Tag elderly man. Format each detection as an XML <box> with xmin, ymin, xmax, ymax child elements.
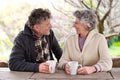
<box><xmin>9</xmin><ymin>8</ymin><xmax>62</xmax><ymax>73</ymax></box>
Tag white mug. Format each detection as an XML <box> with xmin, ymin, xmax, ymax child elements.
<box><xmin>46</xmin><ymin>60</ymin><xmax>57</xmax><ymax>73</ymax></box>
<box><xmin>68</xmin><ymin>61</ymin><xmax>79</xmax><ymax>75</ymax></box>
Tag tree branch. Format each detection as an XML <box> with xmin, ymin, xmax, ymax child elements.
<box><xmin>95</xmin><ymin>11</ymin><xmax>101</xmax><ymax>22</ymax></box>
<box><xmin>96</xmin><ymin>0</ymin><xmax>102</xmax><ymax>11</ymax></box>
<box><xmin>81</xmin><ymin>0</ymin><xmax>91</xmax><ymax>9</ymax></box>
<box><xmin>51</xmin><ymin>3</ymin><xmax>70</xmax><ymax>17</ymax></box>
<box><xmin>78</xmin><ymin>0</ymin><xmax>85</xmax><ymax>8</ymax></box>
<box><xmin>111</xmin><ymin>23</ymin><xmax>120</xmax><ymax>28</ymax></box>
<box><xmin>111</xmin><ymin>0</ymin><xmax>119</xmax><ymax>8</ymax></box>
<box><xmin>101</xmin><ymin>9</ymin><xmax>111</xmax><ymax>22</ymax></box>
<box><xmin>105</xmin><ymin>33</ymin><xmax>120</xmax><ymax>39</ymax></box>
<box><xmin>101</xmin><ymin>0</ymin><xmax>113</xmax><ymax>22</ymax></box>
<box><xmin>64</xmin><ymin>0</ymin><xmax>81</xmax><ymax>8</ymax></box>
<box><xmin>89</xmin><ymin>0</ymin><xmax>93</xmax><ymax>8</ymax></box>
<box><xmin>101</xmin><ymin>0</ymin><xmax>107</xmax><ymax>8</ymax></box>
<box><xmin>110</xmin><ymin>15</ymin><xmax>120</xmax><ymax>21</ymax></box>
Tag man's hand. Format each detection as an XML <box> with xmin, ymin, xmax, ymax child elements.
<box><xmin>39</xmin><ymin>62</ymin><xmax>49</xmax><ymax>73</ymax></box>
<box><xmin>77</xmin><ymin>66</ymin><xmax>96</xmax><ymax>75</ymax></box>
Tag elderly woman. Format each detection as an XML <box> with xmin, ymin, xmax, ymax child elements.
<box><xmin>58</xmin><ymin>9</ymin><xmax>112</xmax><ymax>75</ymax></box>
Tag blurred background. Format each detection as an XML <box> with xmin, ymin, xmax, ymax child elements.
<box><xmin>0</xmin><ymin>0</ymin><xmax>120</xmax><ymax>62</ymax></box>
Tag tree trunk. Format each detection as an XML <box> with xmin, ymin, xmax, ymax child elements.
<box><xmin>98</xmin><ymin>22</ymin><xmax>104</xmax><ymax>34</ymax></box>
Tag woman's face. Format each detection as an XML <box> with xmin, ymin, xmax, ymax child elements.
<box><xmin>73</xmin><ymin>18</ymin><xmax>87</xmax><ymax>34</ymax></box>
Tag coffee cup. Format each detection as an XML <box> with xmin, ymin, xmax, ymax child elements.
<box><xmin>68</xmin><ymin>61</ymin><xmax>79</xmax><ymax>75</ymax></box>
<box><xmin>46</xmin><ymin>60</ymin><xmax>57</xmax><ymax>73</ymax></box>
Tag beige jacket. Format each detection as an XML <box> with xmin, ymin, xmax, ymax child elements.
<box><xmin>58</xmin><ymin>30</ymin><xmax>112</xmax><ymax>71</ymax></box>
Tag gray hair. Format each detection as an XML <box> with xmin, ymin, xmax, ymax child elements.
<box><xmin>73</xmin><ymin>9</ymin><xmax>98</xmax><ymax>31</ymax></box>
<box><xmin>27</xmin><ymin>8</ymin><xmax>51</xmax><ymax>29</ymax></box>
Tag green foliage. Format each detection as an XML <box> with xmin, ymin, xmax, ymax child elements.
<box><xmin>0</xmin><ymin>0</ymin><xmax>120</xmax><ymax>61</ymax></box>
<box><xmin>0</xmin><ymin>3</ymin><xmax>33</xmax><ymax>42</ymax></box>
<box><xmin>0</xmin><ymin>30</ymin><xmax>12</xmax><ymax>53</ymax></box>
<box><xmin>113</xmin><ymin>42</ymin><xmax>120</xmax><ymax>46</ymax></box>
<box><xmin>60</xmin><ymin>42</ymin><xmax>65</xmax><ymax>49</ymax></box>
<box><xmin>0</xmin><ymin>32</ymin><xmax>12</xmax><ymax>61</ymax></box>
<box><xmin>109</xmin><ymin>46</ymin><xmax>120</xmax><ymax>56</ymax></box>
<box><xmin>83</xmin><ymin>0</ymin><xmax>97</xmax><ymax>9</ymax></box>
<box><xmin>108</xmin><ymin>36</ymin><xmax>120</xmax><ymax>47</ymax></box>
<box><xmin>0</xmin><ymin>2</ymin><xmax>33</xmax><ymax>60</ymax></box>
<box><xmin>108</xmin><ymin>36</ymin><xmax>120</xmax><ymax>56</ymax></box>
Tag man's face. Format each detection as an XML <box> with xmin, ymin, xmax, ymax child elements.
<box><xmin>37</xmin><ymin>18</ymin><xmax>52</xmax><ymax>36</ymax></box>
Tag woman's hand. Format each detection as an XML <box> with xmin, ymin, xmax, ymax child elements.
<box><xmin>64</xmin><ymin>63</ymin><xmax>70</xmax><ymax>74</ymax></box>
<box><xmin>77</xmin><ymin>66</ymin><xmax>96</xmax><ymax>75</ymax></box>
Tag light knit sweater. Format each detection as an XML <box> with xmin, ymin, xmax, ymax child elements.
<box><xmin>58</xmin><ymin>30</ymin><xmax>112</xmax><ymax>71</ymax></box>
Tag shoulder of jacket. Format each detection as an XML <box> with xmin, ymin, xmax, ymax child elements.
<box><xmin>15</xmin><ymin>31</ymin><xmax>31</xmax><ymax>42</ymax></box>
<box><xmin>15</xmin><ymin>31</ymin><xmax>24</xmax><ymax>39</ymax></box>
<box><xmin>94</xmin><ymin>32</ymin><xmax>105</xmax><ymax>40</ymax></box>
<box><xmin>65</xmin><ymin>33</ymin><xmax>77</xmax><ymax>42</ymax></box>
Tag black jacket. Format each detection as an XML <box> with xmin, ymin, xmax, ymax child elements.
<box><xmin>9</xmin><ymin>24</ymin><xmax>62</xmax><ymax>72</ymax></box>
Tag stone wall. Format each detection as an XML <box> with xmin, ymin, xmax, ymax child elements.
<box><xmin>0</xmin><ymin>62</ymin><xmax>8</xmax><ymax>67</ymax></box>
<box><xmin>112</xmin><ymin>57</ymin><xmax>120</xmax><ymax>67</ymax></box>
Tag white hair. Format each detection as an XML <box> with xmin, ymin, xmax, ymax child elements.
<box><xmin>74</xmin><ymin>9</ymin><xmax>98</xmax><ymax>31</ymax></box>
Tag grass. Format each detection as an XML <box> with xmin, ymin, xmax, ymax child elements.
<box><xmin>109</xmin><ymin>46</ymin><xmax>120</xmax><ymax>57</ymax></box>
<box><xmin>0</xmin><ymin>50</ymin><xmax>10</xmax><ymax>61</ymax></box>
<box><xmin>0</xmin><ymin>56</ymin><xmax>9</xmax><ymax>61</ymax></box>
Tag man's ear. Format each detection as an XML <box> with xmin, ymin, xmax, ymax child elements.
<box><xmin>33</xmin><ymin>25</ymin><xmax>39</xmax><ymax>32</ymax></box>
